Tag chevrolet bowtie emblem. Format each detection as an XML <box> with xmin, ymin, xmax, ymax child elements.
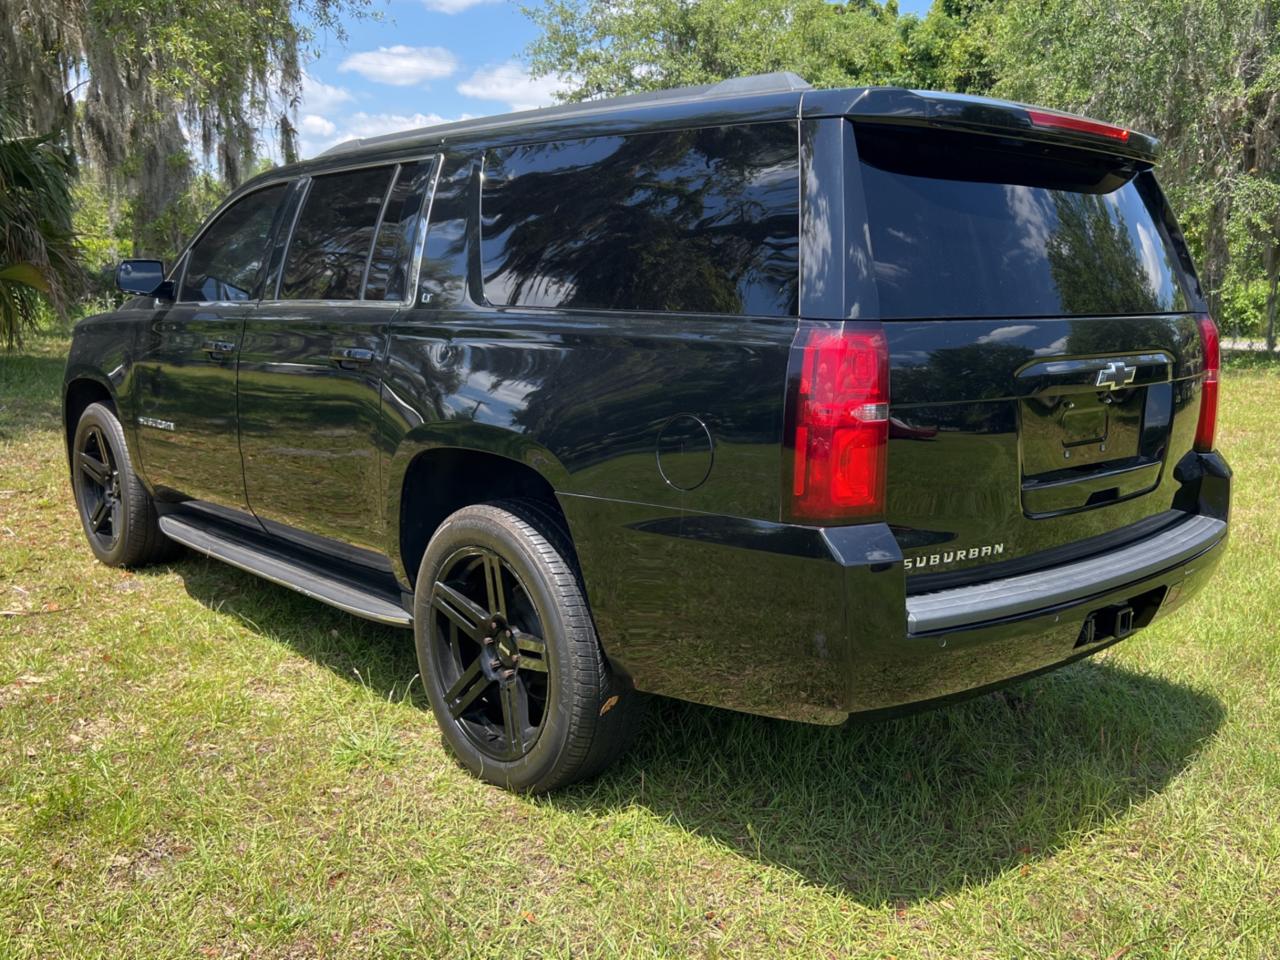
<box><xmin>1095</xmin><ymin>360</ymin><xmax>1137</xmax><ymax>391</ymax></box>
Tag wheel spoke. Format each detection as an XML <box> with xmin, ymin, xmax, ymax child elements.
<box><xmin>89</xmin><ymin>427</ymin><xmax>111</xmax><ymax>464</ymax></box>
<box><xmin>78</xmin><ymin>451</ymin><xmax>110</xmax><ymax>486</ymax></box>
<box><xmin>431</xmin><ymin>581</ymin><xmax>489</xmax><ymax>640</ymax></box>
<box><xmin>109</xmin><ymin>498</ymin><xmax>121</xmax><ymax>537</ymax></box>
<box><xmin>444</xmin><ymin>658</ymin><xmax>490</xmax><ymax>719</ymax></box>
<box><xmin>514</xmin><ymin>629</ymin><xmax>548</xmax><ymax>673</ymax></box>
<box><xmin>88</xmin><ymin>497</ymin><xmax>111</xmax><ymax>532</ymax></box>
<box><xmin>498</xmin><ymin>678</ymin><xmax>530</xmax><ymax>754</ymax></box>
<box><xmin>482</xmin><ymin>551</ymin><xmax>506</xmax><ymax>619</ymax></box>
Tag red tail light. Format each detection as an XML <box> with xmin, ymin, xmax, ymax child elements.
<box><xmin>1027</xmin><ymin>108</ymin><xmax>1131</xmax><ymax>143</ymax></box>
<box><xmin>787</xmin><ymin>326</ymin><xmax>889</xmax><ymax>524</ymax></box>
<box><xmin>1194</xmin><ymin>314</ymin><xmax>1220</xmax><ymax>453</ymax></box>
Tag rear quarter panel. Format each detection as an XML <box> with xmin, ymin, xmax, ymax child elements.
<box><xmin>382</xmin><ymin>307</ymin><xmax>796</xmax><ymax>687</ymax></box>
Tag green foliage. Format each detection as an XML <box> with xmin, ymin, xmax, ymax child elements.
<box><xmin>0</xmin><ymin>89</ymin><xmax>85</xmax><ymax>347</ymax></box>
<box><xmin>524</xmin><ymin>0</ymin><xmax>912</xmax><ymax>100</ymax></box>
<box><xmin>72</xmin><ymin>169</ymin><xmax>228</xmax><ymax>301</ymax></box>
<box><xmin>985</xmin><ymin>0</ymin><xmax>1280</xmax><ymax>344</ymax></box>
<box><xmin>0</xmin><ymin>0</ymin><xmax>366</xmax><ymax>260</ymax></box>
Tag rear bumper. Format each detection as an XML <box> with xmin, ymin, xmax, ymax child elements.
<box><xmin>563</xmin><ymin>452</ymin><xmax>1231</xmax><ymax>725</ymax></box>
<box><xmin>850</xmin><ymin>512</ymin><xmax>1227</xmax><ymax>718</ymax></box>
<box><xmin>905</xmin><ymin>513</ymin><xmax>1226</xmax><ymax>636</ymax></box>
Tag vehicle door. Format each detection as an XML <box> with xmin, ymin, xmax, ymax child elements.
<box><xmin>236</xmin><ymin>158</ymin><xmax>438</xmax><ymax>556</ymax></box>
<box><xmin>133</xmin><ymin>183</ymin><xmax>290</xmax><ymax>510</ymax></box>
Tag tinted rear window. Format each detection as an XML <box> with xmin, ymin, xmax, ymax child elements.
<box><xmin>854</xmin><ymin>123</ymin><xmax>1189</xmax><ymax>319</ymax></box>
<box><xmin>480</xmin><ymin>123</ymin><xmax>799</xmax><ymax>316</ymax></box>
<box><xmin>281</xmin><ymin>166</ymin><xmax>395</xmax><ymax>301</ymax></box>
<box><xmin>364</xmin><ymin>160</ymin><xmax>435</xmax><ymax>302</ymax></box>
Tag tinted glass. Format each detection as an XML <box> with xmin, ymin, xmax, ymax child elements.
<box><xmin>854</xmin><ymin>123</ymin><xmax>1189</xmax><ymax>319</ymax></box>
<box><xmin>180</xmin><ymin>185</ymin><xmax>286</xmax><ymax>302</ymax></box>
<box><xmin>364</xmin><ymin>160</ymin><xmax>435</xmax><ymax>302</ymax></box>
<box><xmin>418</xmin><ymin>157</ymin><xmax>471</xmax><ymax>307</ymax></box>
<box><xmin>481</xmin><ymin>123</ymin><xmax>799</xmax><ymax>315</ymax></box>
<box><xmin>281</xmin><ymin>166</ymin><xmax>395</xmax><ymax>300</ymax></box>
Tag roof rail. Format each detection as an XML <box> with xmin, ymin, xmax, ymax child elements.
<box><xmin>316</xmin><ymin>71</ymin><xmax>812</xmax><ymax>158</ymax></box>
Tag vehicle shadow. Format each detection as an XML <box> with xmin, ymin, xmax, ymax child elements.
<box><xmin>556</xmin><ymin>662</ymin><xmax>1223</xmax><ymax>905</ymax></box>
<box><xmin>167</xmin><ymin>554</ymin><xmax>1223</xmax><ymax>907</ymax></box>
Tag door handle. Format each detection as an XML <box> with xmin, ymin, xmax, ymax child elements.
<box><xmin>202</xmin><ymin>339</ymin><xmax>236</xmax><ymax>359</ymax></box>
<box><xmin>330</xmin><ymin>347</ymin><xmax>375</xmax><ymax>369</ymax></box>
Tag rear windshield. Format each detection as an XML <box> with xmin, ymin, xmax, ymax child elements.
<box><xmin>853</xmin><ymin>123</ymin><xmax>1190</xmax><ymax>319</ymax></box>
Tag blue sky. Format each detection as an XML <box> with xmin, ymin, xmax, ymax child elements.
<box><xmin>292</xmin><ymin>0</ymin><xmax>934</xmax><ymax>159</ymax></box>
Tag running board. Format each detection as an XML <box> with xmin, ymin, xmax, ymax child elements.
<box><xmin>158</xmin><ymin>515</ymin><xmax>413</xmax><ymax>628</ymax></box>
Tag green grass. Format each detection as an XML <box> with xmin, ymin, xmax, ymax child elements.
<box><xmin>2</xmin><ymin>338</ymin><xmax>1278</xmax><ymax>959</ymax></box>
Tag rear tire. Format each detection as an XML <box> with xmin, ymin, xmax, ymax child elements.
<box><xmin>71</xmin><ymin>402</ymin><xmax>176</xmax><ymax>567</ymax></box>
<box><xmin>413</xmin><ymin>499</ymin><xmax>640</xmax><ymax>792</ymax></box>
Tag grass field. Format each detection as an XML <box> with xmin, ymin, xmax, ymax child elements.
<box><xmin>1</xmin><ymin>339</ymin><xmax>1278</xmax><ymax>959</ymax></box>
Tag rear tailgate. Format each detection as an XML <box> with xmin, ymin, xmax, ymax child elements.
<box><xmin>848</xmin><ymin>121</ymin><xmax>1214</xmax><ymax>588</ymax></box>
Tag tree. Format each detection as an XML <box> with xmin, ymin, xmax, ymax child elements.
<box><xmin>0</xmin><ymin>90</ymin><xmax>84</xmax><ymax>347</ymax></box>
<box><xmin>524</xmin><ymin>0</ymin><xmax>915</xmax><ymax>101</ymax></box>
<box><xmin>987</xmin><ymin>0</ymin><xmax>1280</xmax><ymax>344</ymax></box>
<box><xmin>0</xmin><ymin>0</ymin><xmax>368</xmax><ymax>260</ymax></box>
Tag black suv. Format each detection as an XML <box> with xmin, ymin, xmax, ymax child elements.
<box><xmin>64</xmin><ymin>73</ymin><xmax>1230</xmax><ymax>792</ymax></box>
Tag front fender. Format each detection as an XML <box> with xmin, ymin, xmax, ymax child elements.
<box><xmin>63</xmin><ymin>312</ymin><xmax>139</xmax><ymax>472</ymax></box>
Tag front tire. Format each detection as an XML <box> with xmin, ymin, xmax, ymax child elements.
<box><xmin>71</xmin><ymin>402</ymin><xmax>175</xmax><ymax>567</ymax></box>
<box><xmin>413</xmin><ymin>500</ymin><xmax>639</xmax><ymax>792</ymax></box>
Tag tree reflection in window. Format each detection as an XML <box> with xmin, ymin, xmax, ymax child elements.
<box><xmin>282</xmin><ymin>166</ymin><xmax>395</xmax><ymax>301</ymax></box>
<box><xmin>480</xmin><ymin>124</ymin><xmax>799</xmax><ymax>316</ymax></box>
<box><xmin>180</xmin><ymin>184</ymin><xmax>286</xmax><ymax>302</ymax></box>
<box><xmin>856</xmin><ymin>124</ymin><xmax>1189</xmax><ymax>319</ymax></box>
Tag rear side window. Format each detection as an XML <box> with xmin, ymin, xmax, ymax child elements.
<box><xmin>180</xmin><ymin>185</ymin><xmax>286</xmax><ymax>302</ymax></box>
<box><xmin>364</xmin><ymin>159</ymin><xmax>436</xmax><ymax>302</ymax></box>
<box><xmin>853</xmin><ymin>123</ymin><xmax>1190</xmax><ymax>319</ymax></box>
<box><xmin>281</xmin><ymin>166</ymin><xmax>396</xmax><ymax>300</ymax></box>
<box><xmin>480</xmin><ymin>123</ymin><xmax>799</xmax><ymax>316</ymax></box>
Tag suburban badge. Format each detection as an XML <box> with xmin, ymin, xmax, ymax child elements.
<box><xmin>904</xmin><ymin>543</ymin><xmax>1005</xmax><ymax>571</ymax></box>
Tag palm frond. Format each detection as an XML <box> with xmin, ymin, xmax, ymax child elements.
<box><xmin>0</xmin><ymin>84</ymin><xmax>86</xmax><ymax>347</ymax></box>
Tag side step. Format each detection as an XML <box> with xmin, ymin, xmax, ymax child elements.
<box><xmin>158</xmin><ymin>515</ymin><xmax>413</xmax><ymax>628</ymax></box>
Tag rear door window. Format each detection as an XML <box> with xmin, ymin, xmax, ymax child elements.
<box><xmin>853</xmin><ymin>123</ymin><xmax>1190</xmax><ymax>319</ymax></box>
<box><xmin>364</xmin><ymin>159</ymin><xmax>437</xmax><ymax>302</ymax></box>
<box><xmin>280</xmin><ymin>165</ymin><xmax>396</xmax><ymax>301</ymax></box>
<box><xmin>480</xmin><ymin>123</ymin><xmax>800</xmax><ymax>316</ymax></box>
<box><xmin>180</xmin><ymin>184</ymin><xmax>287</xmax><ymax>302</ymax></box>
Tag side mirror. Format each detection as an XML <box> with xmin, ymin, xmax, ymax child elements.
<box><xmin>116</xmin><ymin>259</ymin><xmax>172</xmax><ymax>299</ymax></box>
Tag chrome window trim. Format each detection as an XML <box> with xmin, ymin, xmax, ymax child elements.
<box><xmin>406</xmin><ymin>155</ymin><xmax>445</xmax><ymax>307</ymax></box>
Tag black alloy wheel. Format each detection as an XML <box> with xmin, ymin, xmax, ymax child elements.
<box><xmin>427</xmin><ymin>545</ymin><xmax>551</xmax><ymax>762</ymax></box>
<box><xmin>71</xmin><ymin>401</ymin><xmax>176</xmax><ymax>567</ymax></box>
<box><xmin>74</xmin><ymin>422</ymin><xmax>122</xmax><ymax>553</ymax></box>
<box><xmin>414</xmin><ymin>500</ymin><xmax>641</xmax><ymax>792</ymax></box>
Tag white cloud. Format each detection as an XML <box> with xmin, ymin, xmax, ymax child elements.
<box><xmin>298</xmin><ymin>73</ymin><xmax>355</xmax><ymax>114</ymax></box>
<box><xmin>422</xmin><ymin>0</ymin><xmax>500</xmax><ymax>11</ymax></box>
<box><xmin>298</xmin><ymin>111</ymin><xmax>468</xmax><ymax>159</ymax></box>
<box><xmin>1135</xmin><ymin>221</ymin><xmax>1163</xmax><ymax>293</ymax></box>
<box><xmin>977</xmin><ymin>324</ymin><xmax>1037</xmax><ymax>344</ymax></box>
<box><xmin>298</xmin><ymin>114</ymin><xmax>336</xmax><ymax>138</ymax></box>
<box><xmin>457</xmin><ymin>61</ymin><xmax>564</xmax><ymax>112</ymax></box>
<box><xmin>1034</xmin><ymin>335</ymin><xmax>1071</xmax><ymax>356</ymax></box>
<box><xmin>341</xmin><ymin>111</ymin><xmax>455</xmax><ymax>139</ymax></box>
<box><xmin>340</xmin><ymin>45</ymin><xmax>459</xmax><ymax>86</ymax></box>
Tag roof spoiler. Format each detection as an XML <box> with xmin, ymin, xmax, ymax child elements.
<box><xmin>803</xmin><ymin>87</ymin><xmax>1159</xmax><ymax>163</ymax></box>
